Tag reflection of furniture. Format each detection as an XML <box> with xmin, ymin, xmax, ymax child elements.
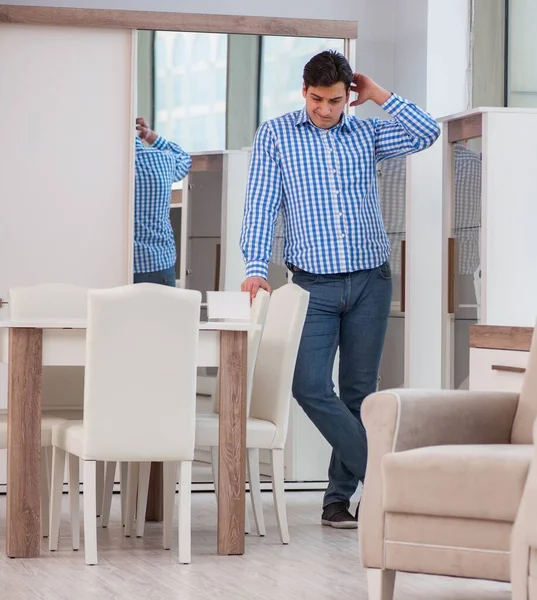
<box><xmin>359</xmin><ymin>321</ymin><xmax>537</xmax><ymax>599</ymax></box>
<box><xmin>48</xmin><ymin>285</ymin><xmax>201</xmax><ymax>565</ymax></box>
<box><xmin>0</xmin><ymin>310</ymin><xmax>257</xmax><ymax>558</ymax></box>
<box><xmin>512</xmin><ymin>420</ymin><xmax>537</xmax><ymax>600</ymax></box>
<box><xmin>440</xmin><ymin>108</ymin><xmax>537</xmax><ymax>389</ymax></box>
<box><xmin>197</xmin><ymin>284</ymin><xmax>309</xmax><ymax>544</ymax></box>
<box><xmin>172</xmin><ymin>151</ymin><xmax>249</xmax><ymax>300</ymax></box>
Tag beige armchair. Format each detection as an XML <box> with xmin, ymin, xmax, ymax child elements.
<box><xmin>512</xmin><ymin>420</ymin><xmax>537</xmax><ymax>600</ymax></box>
<box><xmin>359</xmin><ymin>329</ymin><xmax>537</xmax><ymax>600</ymax></box>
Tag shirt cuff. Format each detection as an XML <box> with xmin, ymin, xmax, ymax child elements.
<box><xmin>151</xmin><ymin>135</ymin><xmax>167</xmax><ymax>150</ymax></box>
<box><xmin>381</xmin><ymin>93</ymin><xmax>407</xmax><ymax>117</ymax></box>
<box><xmin>245</xmin><ymin>260</ymin><xmax>269</xmax><ymax>280</ymax></box>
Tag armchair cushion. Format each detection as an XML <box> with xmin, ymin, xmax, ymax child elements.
<box><xmin>383</xmin><ymin>444</ymin><xmax>533</xmax><ymax>521</ymax></box>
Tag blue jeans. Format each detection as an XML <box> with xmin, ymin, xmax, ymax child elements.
<box><xmin>133</xmin><ymin>265</ymin><xmax>176</xmax><ymax>287</ymax></box>
<box><xmin>291</xmin><ymin>262</ymin><xmax>392</xmax><ymax>508</ymax></box>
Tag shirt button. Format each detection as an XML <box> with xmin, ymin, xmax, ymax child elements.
<box><xmin>340</xmin><ymin>234</ymin><xmax>345</xmax><ymax>238</ymax></box>
<box><xmin>338</xmin><ymin>212</ymin><xmax>343</xmax><ymax>216</ymax></box>
<box><xmin>333</xmin><ymin>169</ymin><xmax>337</xmax><ymax>173</ymax></box>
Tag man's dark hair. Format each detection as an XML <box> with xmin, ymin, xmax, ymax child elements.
<box><xmin>303</xmin><ymin>50</ymin><xmax>353</xmax><ymax>90</ymax></box>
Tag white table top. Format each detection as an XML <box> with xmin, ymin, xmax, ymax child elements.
<box><xmin>0</xmin><ymin>319</ymin><xmax>260</xmax><ymax>332</ymax></box>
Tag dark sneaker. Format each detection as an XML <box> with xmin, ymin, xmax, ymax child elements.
<box><xmin>321</xmin><ymin>501</ymin><xmax>358</xmax><ymax>529</ymax></box>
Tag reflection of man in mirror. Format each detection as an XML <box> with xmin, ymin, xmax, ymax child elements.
<box><xmin>133</xmin><ymin>117</ymin><xmax>192</xmax><ymax>287</ymax></box>
<box><xmin>240</xmin><ymin>50</ymin><xmax>440</xmax><ymax>529</ymax></box>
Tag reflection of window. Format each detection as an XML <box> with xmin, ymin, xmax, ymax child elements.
<box><xmin>259</xmin><ymin>37</ymin><xmax>346</xmax><ymax>122</ymax></box>
<box><xmin>154</xmin><ymin>32</ymin><xmax>227</xmax><ymax>152</ymax></box>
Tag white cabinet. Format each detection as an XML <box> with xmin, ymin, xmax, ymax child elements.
<box><xmin>470</xmin><ymin>348</ymin><xmax>528</xmax><ymax>393</ymax></box>
<box><xmin>469</xmin><ymin>325</ymin><xmax>533</xmax><ymax>394</ymax></box>
<box><xmin>440</xmin><ymin>108</ymin><xmax>537</xmax><ymax>389</ymax></box>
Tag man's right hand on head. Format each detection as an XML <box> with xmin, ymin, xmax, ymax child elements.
<box><xmin>241</xmin><ymin>277</ymin><xmax>272</xmax><ymax>300</ymax></box>
<box><xmin>136</xmin><ymin>116</ymin><xmax>158</xmax><ymax>145</ymax></box>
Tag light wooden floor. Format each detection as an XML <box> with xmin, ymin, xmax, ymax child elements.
<box><xmin>0</xmin><ymin>492</ymin><xmax>511</xmax><ymax>600</ymax></box>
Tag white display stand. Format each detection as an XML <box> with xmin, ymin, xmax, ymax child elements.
<box><xmin>439</xmin><ymin>108</ymin><xmax>537</xmax><ymax>389</ymax></box>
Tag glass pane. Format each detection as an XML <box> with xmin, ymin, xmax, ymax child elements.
<box><xmin>378</xmin><ymin>157</ymin><xmax>406</xmax><ymax>310</ymax></box>
<box><xmin>377</xmin><ymin>157</ymin><xmax>406</xmax><ymax>390</ymax></box>
<box><xmin>259</xmin><ymin>37</ymin><xmax>346</xmax><ymax>122</ymax></box>
<box><xmin>451</xmin><ymin>138</ymin><xmax>482</xmax><ymax>389</ymax></box>
<box><xmin>154</xmin><ymin>32</ymin><xmax>227</xmax><ymax>152</ymax></box>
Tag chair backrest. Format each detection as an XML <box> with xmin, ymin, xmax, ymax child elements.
<box><xmin>212</xmin><ymin>289</ymin><xmax>271</xmax><ymax>415</ymax></box>
<box><xmin>248</xmin><ymin>284</ymin><xmax>309</xmax><ymax>448</ymax></box>
<box><xmin>9</xmin><ymin>283</ymin><xmax>88</xmax><ymax>320</ymax></box>
<box><xmin>82</xmin><ymin>284</ymin><xmax>201</xmax><ymax>461</ymax></box>
<box><xmin>9</xmin><ymin>283</ymin><xmax>88</xmax><ymax>411</ymax></box>
<box><xmin>512</xmin><ymin>325</ymin><xmax>537</xmax><ymax>443</ymax></box>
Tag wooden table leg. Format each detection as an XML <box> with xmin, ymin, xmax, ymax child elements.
<box><xmin>6</xmin><ymin>328</ymin><xmax>43</xmax><ymax>558</ymax></box>
<box><xmin>145</xmin><ymin>462</ymin><xmax>163</xmax><ymax>521</ymax></box>
<box><xmin>217</xmin><ymin>330</ymin><xmax>247</xmax><ymax>555</ymax></box>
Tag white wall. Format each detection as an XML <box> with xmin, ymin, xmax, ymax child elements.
<box><xmin>354</xmin><ymin>0</ymin><xmax>397</xmax><ymax>119</ymax></box>
<box><xmin>404</xmin><ymin>0</ymin><xmax>470</xmax><ymax>389</ymax></box>
<box><xmin>508</xmin><ymin>0</ymin><xmax>537</xmax><ymax>107</ymax></box>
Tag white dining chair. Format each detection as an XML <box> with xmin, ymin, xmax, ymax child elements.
<box><xmin>205</xmin><ymin>289</ymin><xmax>271</xmax><ymax>536</ymax></box>
<box><xmin>8</xmin><ymin>283</ymin><xmax>114</xmax><ymax>523</ymax></box>
<box><xmin>48</xmin><ymin>283</ymin><xmax>201</xmax><ymax>565</ymax></box>
<box><xmin>196</xmin><ymin>283</ymin><xmax>309</xmax><ymax>544</ymax></box>
<box><xmin>7</xmin><ymin>283</ymin><xmax>96</xmax><ymax>533</ymax></box>
<box><xmin>0</xmin><ymin>415</ymin><xmax>66</xmax><ymax>538</ymax></box>
<box><xmin>112</xmin><ymin>289</ymin><xmax>271</xmax><ymax>539</ymax></box>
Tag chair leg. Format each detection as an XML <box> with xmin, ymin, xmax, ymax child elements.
<box><xmin>366</xmin><ymin>569</ymin><xmax>396</xmax><ymax>600</ymax></box>
<box><xmin>271</xmin><ymin>449</ymin><xmax>289</xmax><ymax>544</ymax></box>
<box><xmin>247</xmin><ymin>448</ymin><xmax>265</xmax><ymax>537</ymax></box>
<box><xmin>136</xmin><ymin>462</ymin><xmax>151</xmax><ymax>538</ymax></box>
<box><xmin>95</xmin><ymin>460</ymin><xmax>105</xmax><ymax>519</ymax></box>
<box><xmin>163</xmin><ymin>461</ymin><xmax>177</xmax><ymax>550</ymax></box>
<box><xmin>68</xmin><ymin>453</ymin><xmax>80</xmax><ymax>551</ymax></box>
<box><xmin>40</xmin><ymin>448</ymin><xmax>52</xmax><ymax>538</ymax></box>
<box><xmin>177</xmin><ymin>461</ymin><xmax>192</xmax><ymax>564</ymax></box>
<box><xmin>210</xmin><ymin>446</ymin><xmax>219</xmax><ymax>495</ymax></box>
<box><xmin>101</xmin><ymin>461</ymin><xmax>116</xmax><ymax>528</ymax></box>
<box><xmin>83</xmin><ymin>460</ymin><xmax>98</xmax><ymax>566</ymax></box>
<box><xmin>120</xmin><ymin>462</ymin><xmax>128</xmax><ymax>527</ymax></box>
<box><xmin>124</xmin><ymin>462</ymin><xmax>139</xmax><ymax>537</ymax></box>
<box><xmin>49</xmin><ymin>447</ymin><xmax>66</xmax><ymax>551</ymax></box>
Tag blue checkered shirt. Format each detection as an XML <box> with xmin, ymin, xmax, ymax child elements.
<box><xmin>134</xmin><ymin>136</ymin><xmax>192</xmax><ymax>274</ymax></box>
<box><xmin>240</xmin><ymin>93</ymin><xmax>440</xmax><ymax>278</ymax></box>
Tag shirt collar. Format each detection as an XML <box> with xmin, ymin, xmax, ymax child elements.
<box><xmin>295</xmin><ymin>107</ymin><xmax>350</xmax><ymax>132</ymax></box>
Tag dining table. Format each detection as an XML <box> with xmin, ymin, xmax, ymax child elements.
<box><xmin>0</xmin><ymin>317</ymin><xmax>259</xmax><ymax>559</ymax></box>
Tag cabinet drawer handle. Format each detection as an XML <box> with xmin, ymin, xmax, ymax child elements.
<box><xmin>491</xmin><ymin>364</ymin><xmax>526</xmax><ymax>374</ymax></box>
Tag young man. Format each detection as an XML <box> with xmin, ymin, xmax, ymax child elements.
<box><xmin>240</xmin><ymin>51</ymin><xmax>440</xmax><ymax>528</ymax></box>
<box><xmin>133</xmin><ymin>117</ymin><xmax>192</xmax><ymax>286</ymax></box>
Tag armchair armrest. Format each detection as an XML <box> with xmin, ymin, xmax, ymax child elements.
<box><xmin>359</xmin><ymin>388</ymin><xmax>520</xmax><ymax>570</ymax></box>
